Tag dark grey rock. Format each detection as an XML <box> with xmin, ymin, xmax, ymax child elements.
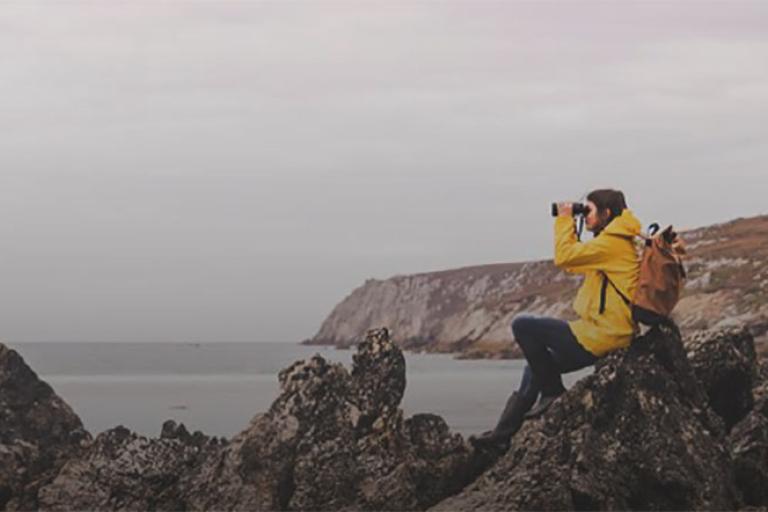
<box><xmin>38</xmin><ymin>425</ymin><xmax>219</xmax><ymax>512</ymax></box>
<box><xmin>430</xmin><ymin>324</ymin><xmax>741</xmax><ymax>511</ymax></box>
<box><xmin>350</xmin><ymin>327</ymin><xmax>406</xmax><ymax>435</ymax></box>
<box><xmin>685</xmin><ymin>325</ymin><xmax>757</xmax><ymax>430</ymax></box>
<box><xmin>729</xmin><ymin>404</ymin><xmax>768</xmax><ymax>507</ymax></box>
<box><xmin>9</xmin><ymin>322</ymin><xmax>766</xmax><ymax>511</ymax></box>
<box><xmin>0</xmin><ymin>343</ymin><xmax>90</xmax><ymax>511</ymax></box>
<box><xmin>35</xmin><ymin>328</ymin><xmax>490</xmax><ymax>511</ymax></box>
<box><xmin>160</xmin><ymin>419</ymin><xmax>224</xmax><ymax>448</ymax></box>
<box><xmin>182</xmin><ymin>327</ymin><xmax>489</xmax><ymax>511</ymax></box>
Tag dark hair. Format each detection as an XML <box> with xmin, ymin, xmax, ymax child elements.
<box><xmin>586</xmin><ymin>188</ymin><xmax>627</xmax><ymax>234</ymax></box>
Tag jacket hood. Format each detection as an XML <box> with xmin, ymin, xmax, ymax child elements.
<box><xmin>601</xmin><ymin>208</ymin><xmax>642</xmax><ymax>238</ymax></box>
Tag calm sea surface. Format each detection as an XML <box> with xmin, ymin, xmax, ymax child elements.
<box><xmin>8</xmin><ymin>342</ymin><xmax>593</xmax><ymax>438</ymax></box>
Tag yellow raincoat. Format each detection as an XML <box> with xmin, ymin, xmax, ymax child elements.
<box><xmin>554</xmin><ymin>209</ymin><xmax>642</xmax><ymax>357</ymax></box>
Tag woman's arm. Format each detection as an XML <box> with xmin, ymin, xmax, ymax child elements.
<box><xmin>554</xmin><ymin>216</ymin><xmax>615</xmax><ymax>272</ymax></box>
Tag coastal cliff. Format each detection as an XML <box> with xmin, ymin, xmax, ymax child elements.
<box><xmin>306</xmin><ymin>260</ymin><xmax>581</xmax><ymax>357</ymax></box>
<box><xmin>306</xmin><ymin>214</ymin><xmax>768</xmax><ymax>358</ymax></box>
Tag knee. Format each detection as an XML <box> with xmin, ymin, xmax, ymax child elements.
<box><xmin>512</xmin><ymin>313</ymin><xmax>536</xmax><ymax>336</ymax></box>
<box><xmin>511</xmin><ymin>314</ymin><xmax>538</xmax><ymax>343</ymax></box>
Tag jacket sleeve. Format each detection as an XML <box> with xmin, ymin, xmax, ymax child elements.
<box><xmin>554</xmin><ymin>216</ymin><xmax>615</xmax><ymax>273</ymax></box>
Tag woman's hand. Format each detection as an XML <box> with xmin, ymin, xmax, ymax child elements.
<box><xmin>557</xmin><ymin>202</ymin><xmax>573</xmax><ymax>217</ymax></box>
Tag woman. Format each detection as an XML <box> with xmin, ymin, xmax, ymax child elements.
<box><xmin>470</xmin><ymin>188</ymin><xmax>641</xmax><ymax>450</ymax></box>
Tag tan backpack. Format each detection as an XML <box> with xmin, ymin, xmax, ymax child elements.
<box><xmin>599</xmin><ymin>223</ymin><xmax>687</xmax><ymax>329</ymax></box>
<box><xmin>632</xmin><ymin>223</ymin><xmax>687</xmax><ymax>326</ymax></box>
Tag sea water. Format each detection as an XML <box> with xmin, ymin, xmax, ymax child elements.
<box><xmin>8</xmin><ymin>342</ymin><xmax>593</xmax><ymax>438</ymax></box>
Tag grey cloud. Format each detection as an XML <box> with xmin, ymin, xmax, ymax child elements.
<box><xmin>0</xmin><ymin>2</ymin><xmax>766</xmax><ymax>342</ymax></box>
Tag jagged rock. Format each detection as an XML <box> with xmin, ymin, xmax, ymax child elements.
<box><xmin>729</xmin><ymin>401</ymin><xmax>768</xmax><ymax>508</ymax></box>
<box><xmin>38</xmin><ymin>425</ymin><xmax>220</xmax><ymax>511</ymax></box>
<box><xmin>725</xmin><ymin>356</ymin><xmax>768</xmax><ymax>509</ymax></box>
<box><xmin>181</xmin><ymin>352</ymin><xmax>359</xmax><ymax>511</ymax></box>
<box><xmin>12</xmin><ymin>321</ymin><xmax>768</xmax><ymax>511</ymax></box>
<box><xmin>182</xmin><ymin>327</ymin><xmax>488</xmax><ymax>511</ymax></box>
<box><xmin>0</xmin><ymin>343</ymin><xmax>91</xmax><ymax>511</ymax></box>
<box><xmin>35</xmin><ymin>328</ymin><xmax>489</xmax><ymax>511</ymax></box>
<box><xmin>403</xmin><ymin>413</ymin><xmax>497</xmax><ymax>507</ymax></box>
<box><xmin>350</xmin><ymin>327</ymin><xmax>406</xmax><ymax>434</ymax></box>
<box><xmin>160</xmin><ymin>419</ymin><xmax>191</xmax><ymax>440</ymax></box>
<box><xmin>754</xmin><ymin>361</ymin><xmax>768</xmax><ymax>404</ymax></box>
<box><xmin>430</xmin><ymin>324</ymin><xmax>741</xmax><ymax>511</ymax></box>
<box><xmin>685</xmin><ymin>325</ymin><xmax>757</xmax><ymax>430</ymax></box>
<box><xmin>160</xmin><ymin>419</ymin><xmax>225</xmax><ymax>448</ymax></box>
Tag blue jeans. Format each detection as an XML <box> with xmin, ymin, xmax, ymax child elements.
<box><xmin>511</xmin><ymin>314</ymin><xmax>598</xmax><ymax>410</ymax></box>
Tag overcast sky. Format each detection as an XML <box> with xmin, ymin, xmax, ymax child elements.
<box><xmin>0</xmin><ymin>1</ymin><xmax>766</xmax><ymax>343</ymax></box>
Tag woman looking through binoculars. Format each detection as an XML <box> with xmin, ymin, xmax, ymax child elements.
<box><xmin>470</xmin><ymin>188</ymin><xmax>642</xmax><ymax>450</ymax></box>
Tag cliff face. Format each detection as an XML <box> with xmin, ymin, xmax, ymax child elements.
<box><xmin>307</xmin><ymin>214</ymin><xmax>768</xmax><ymax>357</ymax></box>
<box><xmin>308</xmin><ymin>261</ymin><xmax>581</xmax><ymax>357</ymax></box>
<box><xmin>675</xmin><ymin>215</ymin><xmax>768</xmax><ymax>334</ymax></box>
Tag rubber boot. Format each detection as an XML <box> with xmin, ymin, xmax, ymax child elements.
<box><xmin>524</xmin><ymin>383</ymin><xmax>566</xmax><ymax>419</ymax></box>
<box><xmin>470</xmin><ymin>391</ymin><xmax>527</xmax><ymax>450</ymax></box>
<box><xmin>521</xmin><ymin>357</ymin><xmax>567</xmax><ymax>419</ymax></box>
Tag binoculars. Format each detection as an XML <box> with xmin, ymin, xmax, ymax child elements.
<box><xmin>551</xmin><ymin>202</ymin><xmax>592</xmax><ymax>217</ymax></box>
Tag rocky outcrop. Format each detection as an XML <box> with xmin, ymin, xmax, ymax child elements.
<box><xmin>7</xmin><ymin>321</ymin><xmax>768</xmax><ymax>510</ymax></box>
<box><xmin>181</xmin><ymin>327</ymin><xmax>492</xmax><ymax>511</ymax></box>
<box><xmin>681</xmin><ymin>324</ymin><xmax>768</xmax><ymax>508</ymax></box>
<box><xmin>33</xmin><ymin>329</ymin><xmax>493</xmax><ymax>511</ymax></box>
<box><xmin>0</xmin><ymin>344</ymin><xmax>90</xmax><ymax>511</ymax></box>
<box><xmin>37</xmin><ymin>425</ymin><xmax>223</xmax><ymax>512</ymax></box>
<box><xmin>307</xmin><ymin>214</ymin><xmax>768</xmax><ymax>358</ymax></box>
<box><xmin>431</xmin><ymin>324</ymin><xmax>741</xmax><ymax>511</ymax></box>
<box><xmin>728</xmin><ymin>398</ymin><xmax>768</xmax><ymax>507</ymax></box>
<box><xmin>685</xmin><ymin>326</ymin><xmax>757</xmax><ymax>430</ymax></box>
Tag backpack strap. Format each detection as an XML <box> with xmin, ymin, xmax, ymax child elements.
<box><xmin>599</xmin><ymin>271</ymin><xmax>631</xmax><ymax>314</ymax></box>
